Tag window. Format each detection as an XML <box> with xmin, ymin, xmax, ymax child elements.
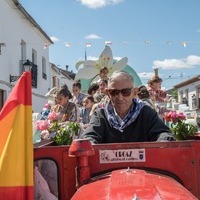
<box><xmin>197</xmin><ymin>87</ymin><xmax>200</xmax><ymax>109</ymax></box>
<box><xmin>20</xmin><ymin>40</ymin><xmax>27</xmax><ymax>74</ymax></box>
<box><xmin>21</xmin><ymin>40</ymin><xmax>26</xmax><ymax>61</ymax></box>
<box><xmin>52</xmin><ymin>76</ymin><xmax>60</xmax><ymax>88</ymax></box>
<box><xmin>185</xmin><ymin>89</ymin><xmax>189</xmax><ymax>106</ymax></box>
<box><xmin>179</xmin><ymin>91</ymin><xmax>183</xmax><ymax>103</ymax></box>
<box><xmin>32</xmin><ymin>49</ymin><xmax>37</xmax><ymax>65</ymax></box>
<box><xmin>42</xmin><ymin>57</ymin><xmax>47</xmax><ymax>80</ymax></box>
<box><xmin>52</xmin><ymin>76</ymin><xmax>57</xmax><ymax>87</ymax></box>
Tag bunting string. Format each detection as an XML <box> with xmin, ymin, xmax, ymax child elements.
<box><xmin>1</xmin><ymin>40</ymin><xmax>200</xmax><ymax>49</ymax></box>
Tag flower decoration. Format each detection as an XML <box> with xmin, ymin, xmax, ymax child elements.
<box><xmin>35</xmin><ymin>110</ymin><xmax>80</xmax><ymax>145</ymax></box>
<box><xmin>164</xmin><ymin>111</ymin><xmax>186</xmax><ymax>123</ymax></box>
<box><xmin>75</xmin><ymin>45</ymin><xmax>128</xmax><ymax>83</ymax></box>
<box><xmin>48</xmin><ymin>111</ymin><xmax>60</xmax><ymax>122</ymax></box>
<box><xmin>164</xmin><ymin>111</ymin><xmax>198</xmax><ymax>140</ymax></box>
<box><xmin>40</xmin><ymin>130</ymin><xmax>50</xmax><ymax>140</ymax></box>
<box><xmin>36</xmin><ymin>120</ymin><xmax>49</xmax><ymax>131</ymax></box>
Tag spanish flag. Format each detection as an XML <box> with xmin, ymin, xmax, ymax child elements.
<box><xmin>0</xmin><ymin>72</ymin><xmax>33</xmax><ymax>199</ymax></box>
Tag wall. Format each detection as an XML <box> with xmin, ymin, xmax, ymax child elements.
<box><xmin>177</xmin><ymin>80</ymin><xmax>200</xmax><ymax>110</ymax></box>
<box><xmin>0</xmin><ymin>0</ymin><xmax>52</xmax><ymax>112</ymax></box>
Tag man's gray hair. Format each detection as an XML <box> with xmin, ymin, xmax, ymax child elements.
<box><xmin>108</xmin><ymin>71</ymin><xmax>134</xmax><ymax>85</ymax></box>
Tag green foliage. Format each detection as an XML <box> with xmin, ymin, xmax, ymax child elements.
<box><xmin>170</xmin><ymin>120</ymin><xmax>198</xmax><ymax>140</ymax></box>
<box><xmin>52</xmin><ymin>122</ymin><xmax>80</xmax><ymax>145</ymax></box>
<box><xmin>172</xmin><ymin>89</ymin><xmax>178</xmax><ymax>101</ymax></box>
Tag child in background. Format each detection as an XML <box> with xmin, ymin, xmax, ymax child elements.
<box><xmin>71</xmin><ymin>80</ymin><xmax>86</xmax><ymax>107</ymax></box>
<box><xmin>137</xmin><ymin>85</ymin><xmax>155</xmax><ymax>109</ymax></box>
<box><xmin>87</xmin><ymin>83</ymin><xmax>99</xmax><ymax>96</ymax></box>
<box><xmin>93</xmin><ymin>79</ymin><xmax>108</xmax><ymax>103</ymax></box>
<box><xmin>79</xmin><ymin>95</ymin><xmax>95</xmax><ymax>129</ymax></box>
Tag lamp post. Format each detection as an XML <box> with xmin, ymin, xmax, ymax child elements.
<box><xmin>10</xmin><ymin>59</ymin><xmax>32</xmax><ymax>83</ymax></box>
<box><xmin>23</xmin><ymin>59</ymin><xmax>32</xmax><ymax>71</ymax></box>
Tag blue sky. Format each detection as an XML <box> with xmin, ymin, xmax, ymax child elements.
<box><xmin>19</xmin><ymin>0</ymin><xmax>200</xmax><ymax>89</ymax></box>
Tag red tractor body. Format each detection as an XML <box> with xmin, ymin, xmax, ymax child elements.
<box><xmin>34</xmin><ymin>140</ymin><xmax>200</xmax><ymax>199</ymax></box>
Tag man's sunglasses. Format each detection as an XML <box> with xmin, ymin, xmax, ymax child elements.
<box><xmin>107</xmin><ymin>88</ymin><xmax>133</xmax><ymax>97</ymax></box>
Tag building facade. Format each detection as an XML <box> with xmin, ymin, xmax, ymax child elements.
<box><xmin>50</xmin><ymin>63</ymin><xmax>75</xmax><ymax>92</ymax></box>
<box><xmin>0</xmin><ymin>0</ymin><xmax>54</xmax><ymax>112</ymax></box>
<box><xmin>173</xmin><ymin>75</ymin><xmax>200</xmax><ymax>110</ymax></box>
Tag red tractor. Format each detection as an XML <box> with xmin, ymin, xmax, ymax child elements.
<box><xmin>34</xmin><ymin>139</ymin><xmax>200</xmax><ymax>199</ymax></box>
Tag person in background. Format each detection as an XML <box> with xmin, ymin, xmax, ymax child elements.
<box><xmin>88</xmin><ymin>83</ymin><xmax>99</xmax><ymax>96</ymax></box>
<box><xmin>79</xmin><ymin>95</ymin><xmax>95</xmax><ymax>129</ymax></box>
<box><xmin>93</xmin><ymin>79</ymin><xmax>108</xmax><ymax>103</ymax></box>
<box><xmin>192</xmin><ymin>94</ymin><xmax>196</xmax><ymax>110</ymax></box>
<box><xmin>81</xmin><ymin>71</ymin><xmax>175</xmax><ymax>144</ymax></box>
<box><xmin>99</xmin><ymin>67</ymin><xmax>109</xmax><ymax>81</ymax></box>
<box><xmin>147</xmin><ymin>76</ymin><xmax>172</xmax><ymax>120</ymax></box>
<box><xmin>90</xmin><ymin>79</ymin><xmax>109</xmax><ymax>115</ymax></box>
<box><xmin>147</xmin><ymin>76</ymin><xmax>166</xmax><ymax>104</ymax></box>
<box><xmin>51</xmin><ymin>86</ymin><xmax>79</xmax><ymax>122</ymax></box>
<box><xmin>71</xmin><ymin>80</ymin><xmax>86</xmax><ymax>107</ymax></box>
<box><xmin>137</xmin><ymin>85</ymin><xmax>155</xmax><ymax>109</ymax></box>
<box><xmin>40</xmin><ymin>102</ymin><xmax>51</xmax><ymax>120</ymax></box>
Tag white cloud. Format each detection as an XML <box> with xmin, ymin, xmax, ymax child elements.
<box><xmin>77</xmin><ymin>0</ymin><xmax>124</xmax><ymax>9</ymax></box>
<box><xmin>153</xmin><ymin>59</ymin><xmax>191</xmax><ymax>69</ymax></box>
<box><xmin>138</xmin><ymin>72</ymin><xmax>155</xmax><ymax>79</ymax></box>
<box><xmin>87</xmin><ymin>56</ymin><xmax>98</xmax><ymax>60</ymax></box>
<box><xmin>50</xmin><ymin>36</ymin><xmax>60</xmax><ymax>42</ymax></box>
<box><xmin>78</xmin><ymin>56</ymin><xmax>123</xmax><ymax>62</ymax></box>
<box><xmin>186</xmin><ymin>55</ymin><xmax>200</xmax><ymax>65</ymax></box>
<box><xmin>113</xmin><ymin>56</ymin><xmax>122</xmax><ymax>60</ymax></box>
<box><xmin>153</xmin><ymin>55</ymin><xmax>200</xmax><ymax>69</ymax></box>
<box><xmin>85</xmin><ymin>34</ymin><xmax>102</xmax><ymax>39</ymax></box>
<box><xmin>152</xmin><ymin>55</ymin><xmax>200</xmax><ymax>70</ymax></box>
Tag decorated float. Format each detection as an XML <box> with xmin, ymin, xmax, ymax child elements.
<box><xmin>1</xmin><ymin>47</ymin><xmax>200</xmax><ymax>200</ymax></box>
<box><xmin>33</xmin><ymin>46</ymin><xmax>200</xmax><ymax>200</ymax></box>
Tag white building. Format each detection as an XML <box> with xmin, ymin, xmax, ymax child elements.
<box><xmin>50</xmin><ymin>63</ymin><xmax>75</xmax><ymax>92</ymax></box>
<box><xmin>173</xmin><ymin>75</ymin><xmax>200</xmax><ymax>111</ymax></box>
<box><xmin>0</xmin><ymin>0</ymin><xmax>75</xmax><ymax>113</ymax></box>
<box><xmin>0</xmin><ymin>0</ymin><xmax>54</xmax><ymax>112</ymax></box>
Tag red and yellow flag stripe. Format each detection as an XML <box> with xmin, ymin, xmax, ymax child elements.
<box><xmin>0</xmin><ymin>72</ymin><xmax>33</xmax><ymax>200</ymax></box>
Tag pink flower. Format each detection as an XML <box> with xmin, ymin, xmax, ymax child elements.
<box><xmin>36</xmin><ymin>120</ymin><xmax>49</xmax><ymax>131</ymax></box>
<box><xmin>48</xmin><ymin>111</ymin><xmax>60</xmax><ymax>122</ymax></box>
<box><xmin>176</xmin><ymin>112</ymin><xmax>186</xmax><ymax>121</ymax></box>
<box><xmin>44</xmin><ymin>103</ymin><xmax>51</xmax><ymax>109</ymax></box>
<box><xmin>170</xmin><ymin>112</ymin><xmax>178</xmax><ymax>123</ymax></box>
<box><xmin>163</xmin><ymin>111</ymin><xmax>186</xmax><ymax>123</ymax></box>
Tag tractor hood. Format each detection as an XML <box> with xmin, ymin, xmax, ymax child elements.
<box><xmin>71</xmin><ymin>168</ymin><xmax>197</xmax><ymax>200</ymax></box>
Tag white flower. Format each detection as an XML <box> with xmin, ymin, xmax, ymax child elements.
<box><xmin>75</xmin><ymin>45</ymin><xmax>128</xmax><ymax>82</ymax></box>
<box><xmin>40</xmin><ymin>130</ymin><xmax>50</xmax><ymax>140</ymax></box>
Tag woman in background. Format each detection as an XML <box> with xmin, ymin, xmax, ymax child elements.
<box><xmin>51</xmin><ymin>85</ymin><xmax>79</xmax><ymax>122</ymax></box>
